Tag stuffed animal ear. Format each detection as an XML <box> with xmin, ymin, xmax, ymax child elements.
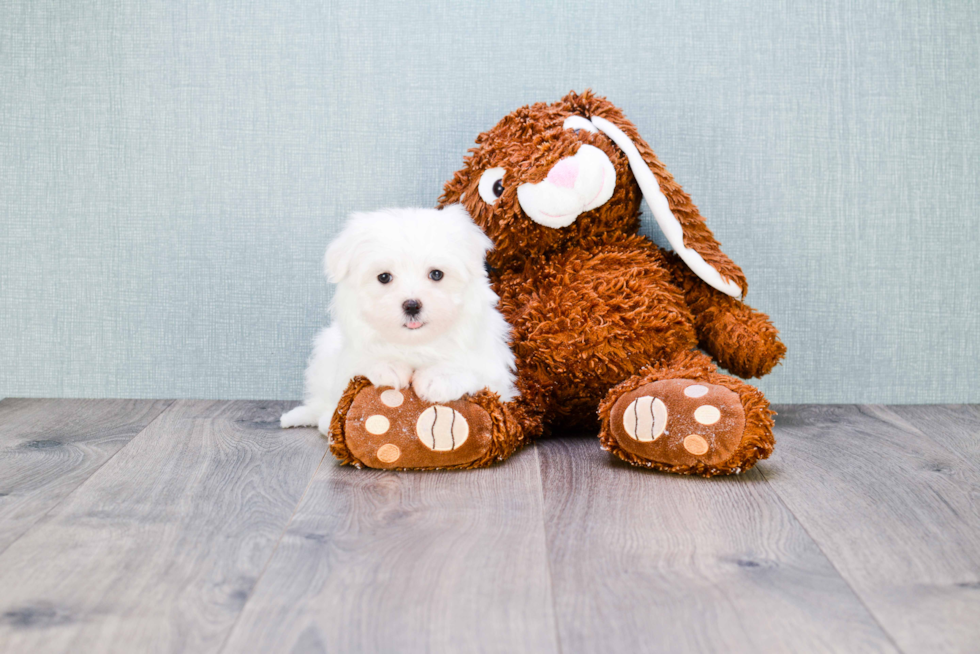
<box><xmin>589</xmin><ymin>114</ymin><xmax>746</xmax><ymax>298</ymax></box>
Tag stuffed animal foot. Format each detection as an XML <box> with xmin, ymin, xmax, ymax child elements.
<box><xmin>600</xmin><ymin>376</ymin><xmax>775</xmax><ymax>477</ymax></box>
<box><xmin>327</xmin><ymin>377</ymin><xmax>524</xmax><ymax>470</ymax></box>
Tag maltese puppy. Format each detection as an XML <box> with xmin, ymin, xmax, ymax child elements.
<box><xmin>281</xmin><ymin>205</ymin><xmax>517</xmax><ymax>435</ymax></box>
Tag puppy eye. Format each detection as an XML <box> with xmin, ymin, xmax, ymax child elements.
<box><xmin>377</xmin><ymin>272</ymin><xmax>392</xmax><ymax>284</ymax></box>
<box><xmin>562</xmin><ymin>115</ymin><xmax>598</xmax><ymax>133</ymax></box>
<box><xmin>428</xmin><ymin>269</ymin><xmax>444</xmax><ymax>281</ymax></box>
<box><xmin>478</xmin><ymin>167</ymin><xmax>506</xmax><ymax>204</ymax></box>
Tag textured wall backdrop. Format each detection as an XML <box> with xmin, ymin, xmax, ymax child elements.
<box><xmin>1</xmin><ymin>0</ymin><xmax>978</xmax><ymax>403</ymax></box>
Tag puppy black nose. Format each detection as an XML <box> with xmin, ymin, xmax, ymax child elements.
<box><xmin>402</xmin><ymin>299</ymin><xmax>422</xmax><ymax>316</ymax></box>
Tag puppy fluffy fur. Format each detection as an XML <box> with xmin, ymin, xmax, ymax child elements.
<box><xmin>281</xmin><ymin>205</ymin><xmax>517</xmax><ymax>434</ymax></box>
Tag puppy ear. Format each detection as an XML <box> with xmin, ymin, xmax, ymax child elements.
<box><xmin>589</xmin><ymin>109</ymin><xmax>747</xmax><ymax>298</ymax></box>
<box><xmin>440</xmin><ymin>203</ymin><xmax>494</xmax><ymax>278</ymax></box>
<box><xmin>324</xmin><ymin>213</ymin><xmax>369</xmax><ymax>283</ymax></box>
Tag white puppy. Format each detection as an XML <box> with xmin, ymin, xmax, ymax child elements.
<box><xmin>281</xmin><ymin>205</ymin><xmax>517</xmax><ymax>434</ymax></box>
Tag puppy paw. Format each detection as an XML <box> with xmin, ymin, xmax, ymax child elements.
<box><xmin>365</xmin><ymin>361</ymin><xmax>412</xmax><ymax>390</ymax></box>
<box><xmin>281</xmin><ymin>405</ymin><xmax>318</xmax><ymax>428</ymax></box>
<box><xmin>413</xmin><ymin>368</ymin><xmax>481</xmax><ymax>403</ymax></box>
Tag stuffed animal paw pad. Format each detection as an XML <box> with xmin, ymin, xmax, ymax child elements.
<box><xmin>610</xmin><ymin>379</ymin><xmax>745</xmax><ymax>467</ymax></box>
<box><xmin>343</xmin><ymin>385</ymin><xmax>494</xmax><ymax>469</ymax></box>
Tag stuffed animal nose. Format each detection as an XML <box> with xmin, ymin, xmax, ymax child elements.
<box><xmin>402</xmin><ymin>299</ymin><xmax>422</xmax><ymax>316</ymax></box>
<box><xmin>546</xmin><ymin>157</ymin><xmax>579</xmax><ymax>189</ymax></box>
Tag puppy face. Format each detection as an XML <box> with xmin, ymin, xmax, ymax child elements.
<box><xmin>351</xmin><ymin>248</ymin><xmax>468</xmax><ymax>344</ymax></box>
<box><xmin>325</xmin><ymin>206</ymin><xmax>492</xmax><ymax>345</ymax></box>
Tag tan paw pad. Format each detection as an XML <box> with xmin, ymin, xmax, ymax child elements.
<box><xmin>683</xmin><ymin>434</ymin><xmax>709</xmax><ymax>455</ymax></box>
<box><xmin>365</xmin><ymin>414</ymin><xmax>390</xmax><ymax>435</ymax></box>
<box><xmin>380</xmin><ymin>389</ymin><xmax>404</xmax><ymax>407</ymax></box>
<box><xmin>376</xmin><ymin>443</ymin><xmax>401</xmax><ymax>463</ymax></box>
<box><xmin>622</xmin><ymin>396</ymin><xmax>668</xmax><ymax>442</ymax></box>
<box><xmin>694</xmin><ymin>405</ymin><xmax>721</xmax><ymax>425</ymax></box>
<box><xmin>684</xmin><ymin>384</ymin><xmax>709</xmax><ymax>398</ymax></box>
<box><xmin>416</xmin><ymin>406</ymin><xmax>469</xmax><ymax>451</ymax></box>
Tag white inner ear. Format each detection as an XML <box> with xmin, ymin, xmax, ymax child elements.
<box><xmin>563</xmin><ymin>115</ymin><xmax>598</xmax><ymax>133</ymax></box>
<box><xmin>589</xmin><ymin>115</ymin><xmax>742</xmax><ymax>298</ymax></box>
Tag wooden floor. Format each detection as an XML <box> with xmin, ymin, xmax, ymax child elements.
<box><xmin>0</xmin><ymin>400</ymin><xmax>977</xmax><ymax>653</ymax></box>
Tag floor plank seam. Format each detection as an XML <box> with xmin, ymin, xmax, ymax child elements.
<box><xmin>868</xmin><ymin>405</ymin><xmax>980</xmax><ymax>476</ymax></box>
<box><xmin>532</xmin><ymin>442</ymin><xmax>565</xmax><ymax>654</ymax></box>
<box><xmin>216</xmin><ymin>435</ymin><xmax>332</xmax><ymax>654</ymax></box>
<box><xmin>756</xmin><ymin>462</ymin><xmax>906</xmax><ymax>654</ymax></box>
<box><xmin>0</xmin><ymin>399</ymin><xmax>177</xmax><ymax>559</ymax></box>
<box><xmin>4</xmin><ymin>403</ymin><xmax>975</xmax><ymax>652</ymax></box>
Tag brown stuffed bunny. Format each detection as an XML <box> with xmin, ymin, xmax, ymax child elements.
<box><xmin>330</xmin><ymin>90</ymin><xmax>785</xmax><ymax>476</ymax></box>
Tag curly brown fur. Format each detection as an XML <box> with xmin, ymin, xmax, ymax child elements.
<box><xmin>328</xmin><ymin>376</ymin><xmax>374</xmax><ymax>467</ymax></box>
<box><xmin>435</xmin><ymin>90</ymin><xmax>783</xmax><ymax>475</ymax></box>
<box><xmin>440</xmin><ymin>90</ymin><xmax>747</xmax><ymax>293</ymax></box>
<box><xmin>495</xmin><ymin>236</ymin><xmax>698</xmax><ymax>432</ymax></box>
<box><xmin>597</xmin><ymin>352</ymin><xmax>776</xmax><ymax>477</ymax></box>
<box><xmin>462</xmin><ymin>389</ymin><xmax>527</xmax><ymax>468</ymax></box>
<box><xmin>661</xmin><ymin>251</ymin><xmax>786</xmax><ymax>378</ymax></box>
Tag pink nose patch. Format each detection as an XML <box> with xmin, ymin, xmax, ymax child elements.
<box><xmin>547</xmin><ymin>157</ymin><xmax>579</xmax><ymax>189</ymax></box>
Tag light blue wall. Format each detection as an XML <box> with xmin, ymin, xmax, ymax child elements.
<box><xmin>1</xmin><ymin>1</ymin><xmax>977</xmax><ymax>403</ymax></box>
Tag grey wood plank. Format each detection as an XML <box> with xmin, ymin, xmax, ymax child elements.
<box><xmin>538</xmin><ymin>435</ymin><xmax>899</xmax><ymax>654</ymax></box>
<box><xmin>884</xmin><ymin>405</ymin><xmax>980</xmax><ymax>470</ymax></box>
<box><xmin>220</xmin><ymin>446</ymin><xmax>559</xmax><ymax>654</ymax></box>
<box><xmin>764</xmin><ymin>405</ymin><xmax>980</xmax><ymax>654</ymax></box>
<box><xmin>0</xmin><ymin>400</ymin><xmax>327</xmax><ymax>654</ymax></box>
<box><xmin>0</xmin><ymin>398</ymin><xmax>173</xmax><ymax>553</ymax></box>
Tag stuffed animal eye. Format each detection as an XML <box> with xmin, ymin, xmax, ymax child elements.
<box><xmin>478</xmin><ymin>167</ymin><xmax>506</xmax><ymax>204</ymax></box>
<box><xmin>562</xmin><ymin>115</ymin><xmax>598</xmax><ymax>134</ymax></box>
<box><xmin>428</xmin><ymin>269</ymin><xmax>444</xmax><ymax>281</ymax></box>
<box><xmin>377</xmin><ymin>272</ymin><xmax>392</xmax><ymax>284</ymax></box>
